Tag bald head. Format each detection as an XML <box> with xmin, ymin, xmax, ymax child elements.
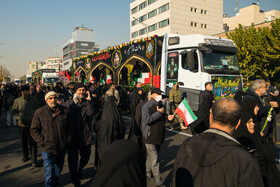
<box><xmin>212</xmin><ymin>98</ymin><xmax>241</xmax><ymax>128</ymax></box>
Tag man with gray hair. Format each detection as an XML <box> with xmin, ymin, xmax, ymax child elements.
<box><xmin>172</xmin><ymin>98</ymin><xmax>264</xmax><ymax>187</ymax></box>
<box><xmin>30</xmin><ymin>91</ymin><xmax>73</xmax><ymax>187</ymax></box>
<box><xmin>243</xmin><ymin>79</ymin><xmax>278</xmax><ymax>139</ymax></box>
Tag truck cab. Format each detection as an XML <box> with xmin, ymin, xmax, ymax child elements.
<box><xmin>160</xmin><ymin>34</ymin><xmax>242</xmax><ymax>111</ymax></box>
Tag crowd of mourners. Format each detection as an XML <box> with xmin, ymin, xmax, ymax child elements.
<box><xmin>0</xmin><ymin>78</ymin><xmax>279</xmax><ymax>187</ymax></box>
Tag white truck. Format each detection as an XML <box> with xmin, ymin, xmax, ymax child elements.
<box><xmin>14</xmin><ymin>79</ymin><xmax>20</xmax><ymax>85</ymax></box>
<box><xmin>41</xmin><ymin>69</ymin><xmax>59</xmax><ymax>85</ymax></box>
<box><xmin>26</xmin><ymin>74</ymin><xmax>32</xmax><ymax>84</ymax></box>
<box><xmin>160</xmin><ymin>34</ymin><xmax>242</xmax><ymax>111</ymax></box>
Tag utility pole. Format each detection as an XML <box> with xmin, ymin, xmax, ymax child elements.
<box><xmin>235</xmin><ymin>0</ymin><xmax>238</xmax><ymax>15</ymax></box>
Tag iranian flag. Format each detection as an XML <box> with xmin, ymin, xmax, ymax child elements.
<box><xmin>175</xmin><ymin>98</ymin><xmax>197</xmax><ymax>127</ymax></box>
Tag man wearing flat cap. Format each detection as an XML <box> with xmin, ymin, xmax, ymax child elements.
<box><xmin>12</xmin><ymin>85</ymin><xmax>39</xmax><ymax>165</ymax></box>
<box><xmin>141</xmin><ymin>87</ymin><xmax>174</xmax><ymax>187</ymax></box>
<box><xmin>64</xmin><ymin>82</ymin><xmax>94</xmax><ymax>187</ymax></box>
<box><xmin>30</xmin><ymin>91</ymin><xmax>73</xmax><ymax>187</ymax></box>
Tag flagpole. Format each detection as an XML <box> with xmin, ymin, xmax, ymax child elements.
<box><xmin>261</xmin><ymin>107</ymin><xmax>273</xmax><ymax>133</ymax></box>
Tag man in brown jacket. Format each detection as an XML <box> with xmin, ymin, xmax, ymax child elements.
<box><xmin>12</xmin><ymin>85</ymin><xmax>38</xmax><ymax>165</ymax></box>
<box><xmin>30</xmin><ymin>91</ymin><xmax>73</xmax><ymax>187</ymax></box>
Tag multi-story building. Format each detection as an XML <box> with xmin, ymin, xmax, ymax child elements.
<box><xmin>62</xmin><ymin>26</ymin><xmax>99</xmax><ymax>71</ymax></box>
<box><xmin>29</xmin><ymin>61</ymin><xmax>43</xmax><ymax>73</ymax></box>
<box><xmin>44</xmin><ymin>57</ymin><xmax>63</xmax><ymax>72</ymax></box>
<box><xmin>223</xmin><ymin>3</ymin><xmax>280</xmax><ymax>31</ymax></box>
<box><xmin>130</xmin><ymin>0</ymin><xmax>223</xmax><ymax>40</ymax></box>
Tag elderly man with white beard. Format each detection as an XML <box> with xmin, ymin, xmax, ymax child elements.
<box><xmin>30</xmin><ymin>91</ymin><xmax>73</xmax><ymax>187</ymax></box>
<box><xmin>64</xmin><ymin>83</ymin><xmax>94</xmax><ymax>187</ymax></box>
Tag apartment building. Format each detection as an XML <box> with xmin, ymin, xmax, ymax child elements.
<box><xmin>62</xmin><ymin>26</ymin><xmax>99</xmax><ymax>71</ymax></box>
<box><xmin>223</xmin><ymin>3</ymin><xmax>280</xmax><ymax>31</ymax></box>
<box><xmin>44</xmin><ymin>57</ymin><xmax>63</xmax><ymax>72</ymax></box>
<box><xmin>130</xmin><ymin>0</ymin><xmax>223</xmax><ymax>40</ymax></box>
<box><xmin>29</xmin><ymin>61</ymin><xmax>43</xmax><ymax>73</ymax></box>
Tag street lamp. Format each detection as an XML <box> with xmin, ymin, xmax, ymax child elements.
<box><xmin>133</xmin><ymin>16</ymin><xmax>149</xmax><ymax>38</ymax></box>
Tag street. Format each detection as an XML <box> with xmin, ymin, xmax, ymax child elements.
<box><xmin>0</xmin><ymin>111</ymin><xmax>279</xmax><ymax>187</ymax></box>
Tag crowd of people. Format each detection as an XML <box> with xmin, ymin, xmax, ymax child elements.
<box><xmin>0</xmin><ymin>78</ymin><xmax>279</xmax><ymax>187</ymax></box>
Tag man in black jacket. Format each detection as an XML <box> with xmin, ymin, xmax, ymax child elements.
<box><xmin>243</xmin><ymin>79</ymin><xmax>278</xmax><ymax>140</ymax></box>
<box><xmin>172</xmin><ymin>98</ymin><xmax>264</xmax><ymax>187</ymax></box>
<box><xmin>141</xmin><ymin>87</ymin><xmax>174</xmax><ymax>187</ymax></box>
<box><xmin>30</xmin><ymin>91</ymin><xmax>73</xmax><ymax>187</ymax></box>
<box><xmin>191</xmin><ymin>81</ymin><xmax>215</xmax><ymax>134</ymax></box>
<box><xmin>64</xmin><ymin>83</ymin><xmax>94</xmax><ymax>187</ymax></box>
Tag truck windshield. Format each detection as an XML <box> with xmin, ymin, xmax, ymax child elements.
<box><xmin>46</xmin><ymin>78</ymin><xmax>59</xmax><ymax>83</ymax></box>
<box><xmin>201</xmin><ymin>52</ymin><xmax>240</xmax><ymax>74</ymax></box>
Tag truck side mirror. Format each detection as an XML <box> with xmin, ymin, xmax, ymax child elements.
<box><xmin>187</xmin><ymin>50</ymin><xmax>195</xmax><ymax>70</ymax></box>
<box><xmin>178</xmin><ymin>81</ymin><xmax>184</xmax><ymax>86</ymax></box>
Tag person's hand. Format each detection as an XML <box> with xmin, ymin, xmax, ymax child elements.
<box><xmin>270</xmin><ymin>91</ymin><xmax>279</xmax><ymax>97</ymax></box>
<box><xmin>260</xmin><ymin>132</ymin><xmax>264</xmax><ymax>137</ymax></box>
<box><xmin>270</xmin><ymin>101</ymin><xmax>279</xmax><ymax>108</ymax></box>
<box><xmin>168</xmin><ymin>115</ymin><xmax>175</xmax><ymax>121</ymax></box>
<box><xmin>86</xmin><ymin>91</ymin><xmax>91</xmax><ymax>101</ymax></box>
<box><xmin>92</xmin><ymin>94</ymin><xmax>97</xmax><ymax>98</ymax></box>
<box><xmin>157</xmin><ymin>106</ymin><xmax>165</xmax><ymax>113</ymax></box>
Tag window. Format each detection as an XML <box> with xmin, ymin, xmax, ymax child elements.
<box><xmin>148</xmin><ymin>0</ymin><xmax>156</xmax><ymax>5</ymax></box>
<box><xmin>148</xmin><ymin>24</ymin><xmax>157</xmax><ymax>32</ymax></box>
<box><xmin>148</xmin><ymin>9</ymin><xmax>157</xmax><ymax>18</ymax></box>
<box><xmin>132</xmin><ymin>31</ymin><xmax>138</xmax><ymax>38</ymax></box>
<box><xmin>191</xmin><ymin>7</ymin><xmax>193</xmax><ymax>12</ymax></box>
<box><xmin>158</xmin><ymin>3</ymin><xmax>169</xmax><ymax>14</ymax></box>
<box><xmin>139</xmin><ymin>14</ymin><xmax>147</xmax><ymax>23</ymax></box>
<box><xmin>204</xmin><ymin>24</ymin><xmax>207</xmax><ymax>28</ymax></box>
<box><xmin>201</xmin><ymin>24</ymin><xmax>204</xmax><ymax>28</ymax></box>
<box><xmin>132</xmin><ymin>19</ymin><xmax>138</xmax><ymax>26</ymax></box>
<box><xmin>201</xmin><ymin>9</ymin><xmax>203</xmax><ymax>14</ymax></box>
<box><xmin>181</xmin><ymin>50</ymin><xmax>199</xmax><ymax>72</ymax></box>
<box><xmin>194</xmin><ymin>8</ymin><xmax>197</xmax><ymax>12</ymax></box>
<box><xmin>131</xmin><ymin>6</ymin><xmax>138</xmax><ymax>14</ymax></box>
<box><xmin>191</xmin><ymin>22</ymin><xmax>197</xmax><ymax>27</ymax></box>
<box><xmin>139</xmin><ymin>28</ymin><xmax>147</xmax><ymax>35</ymax></box>
<box><xmin>139</xmin><ymin>2</ymin><xmax>147</xmax><ymax>10</ymax></box>
<box><xmin>204</xmin><ymin>10</ymin><xmax>207</xmax><ymax>14</ymax></box>
<box><xmin>159</xmin><ymin>19</ymin><xmax>169</xmax><ymax>28</ymax></box>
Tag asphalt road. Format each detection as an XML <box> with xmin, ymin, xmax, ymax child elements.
<box><xmin>0</xmin><ymin>111</ymin><xmax>279</xmax><ymax>187</ymax></box>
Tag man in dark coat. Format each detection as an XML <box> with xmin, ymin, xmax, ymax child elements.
<box><xmin>128</xmin><ymin>82</ymin><xmax>145</xmax><ymax>145</ymax></box>
<box><xmin>65</xmin><ymin>82</ymin><xmax>75</xmax><ymax>101</ymax></box>
<box><xmin>34</xmin><ymin>84</ymin><xmax>46</xmax><ymax>107</ymax></box>
<box><xmin>64</xmin><ymin>83</ymin><xmax>94</xmax><ymax>187</ymax></box>
<box><xmin>30</xmin><ymin>91</ymin><xmax>73</xmax><ymax>187</ymax></box>
<box><xmin>141</xmin><ymin>87</ymin><xmax>174</xmax><ymax>186</ymax></box>
<box><xmin>172</xmin><ymin>98</ymin><xmax>264</xmax><ymax>187</ymax></box>
<box><xmin>243</xmin><ymin>79</ymin><xmax>278</xmax><ymax>141</ymax></box>
<box><xmin>191</xmin><ymin>81</ymin><xmax>214</xmax><ymax>134</ymax></box>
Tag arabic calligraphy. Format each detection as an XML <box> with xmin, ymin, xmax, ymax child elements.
<box><xmin>127</xmin><ymin>44</ymin><xmax>142</xmax><ymax>55</ymax></box>
<box><xmin>92</xmin><ymin>53</ymin><xmax>110</xmax><ymax>62</ymax></box>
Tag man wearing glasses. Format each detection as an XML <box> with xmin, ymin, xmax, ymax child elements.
<box><xmin>30</xmin><ymin>91</ymin><xmax>73</xmax><ymax>187</ymax></box>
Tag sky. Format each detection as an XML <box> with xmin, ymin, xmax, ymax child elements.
<box><xmin>0</xmin><ymin>0</ymin><xmax>279</xmax><ymax>79</ymax></box>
